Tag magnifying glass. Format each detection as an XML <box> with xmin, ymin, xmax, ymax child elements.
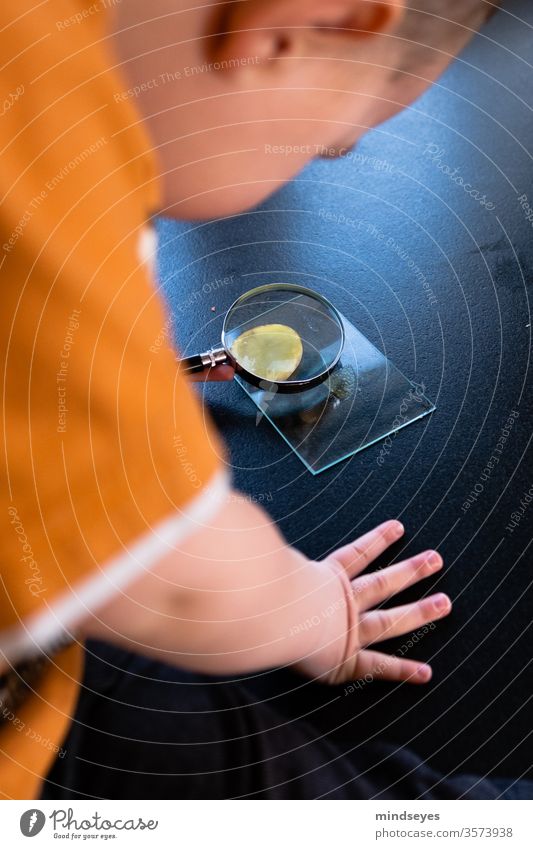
<box><xmin>178</xmin><ymin>283</ymin><xmax>345</xmax><ymax>393</ymax></box>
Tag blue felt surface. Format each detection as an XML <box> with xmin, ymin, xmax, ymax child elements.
<box><xmin>156</xmin><ymin>0</ymin><xmax>533</xmax><ymax>778</ymax></box>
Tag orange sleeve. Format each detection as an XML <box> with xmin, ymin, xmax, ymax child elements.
<box><xmin>0</xmin><ymin>0</ymin><xmax>227</xmax><ymax>797</ymax></box>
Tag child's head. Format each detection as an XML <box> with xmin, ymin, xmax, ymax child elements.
<box><xmin>113</xmin><ymin>1</ymin><xmax>496</xmax><ymax>218</ymax></box>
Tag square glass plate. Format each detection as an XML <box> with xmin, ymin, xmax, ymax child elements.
<box><xmin>235</xmin><ymin>314</ymin><xmax>435</xmax><ymax>474</ymax></box>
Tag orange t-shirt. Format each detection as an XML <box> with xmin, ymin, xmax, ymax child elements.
<box><xmin>0</xmin><ymin>1</ymin><xmax>226</xmax><ymax>798</ymax></box>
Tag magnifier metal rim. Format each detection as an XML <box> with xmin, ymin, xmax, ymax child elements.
<box><xmin>221</xmin><ymin>283</ymin><xmax>345</xmax><ymax>392</ymax></box>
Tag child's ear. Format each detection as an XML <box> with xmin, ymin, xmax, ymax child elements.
<box><xmin>209</xmin><ymin>0</ymin><xmax>406</xmax><ymax>64</ymax></box>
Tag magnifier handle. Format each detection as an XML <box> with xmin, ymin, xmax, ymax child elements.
<box><xmin>178</xmin><ymin>347</ymin><xmax>229</xmax><ymax>375</ymax></box>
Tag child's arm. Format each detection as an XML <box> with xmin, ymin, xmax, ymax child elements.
<box><xmin>80</xmin><ymin>494</ymin><xmax>449</xmax><ymax>685</ymax></box>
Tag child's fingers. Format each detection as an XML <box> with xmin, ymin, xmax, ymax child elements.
<box><xmin>354</xmin><ymin>649</ymin><xmax>432</xmax><ymax>685</ymax></box>
<box><xmin>187</xmin><ymin>364</ymin><xmax>235</xmax><ymax>382</ymax></box>
<box><xmin>327</xmin><ymin>520</ymin><xmax>404</xmax><ymax>578</ymax></box>
<box><xmin>354</xmin><ymin>549</ymin><xmax>443</xmax><ymax>610</ymax></box>
<box><xmin>359</xmin><ymin>593</ymin><xmax>452</xmax><ymax>647</ymax></box>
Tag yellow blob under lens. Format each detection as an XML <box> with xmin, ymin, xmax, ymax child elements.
<box><xmin>230</xmin><ymin>323</ymin><xmax>303</xmax><ymax>382</ymax></box>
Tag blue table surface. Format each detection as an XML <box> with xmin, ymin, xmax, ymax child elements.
<box><xmin>157</xmin><ymin>0</ymin><xmax>533</xmax><ymax>778</ymax></box>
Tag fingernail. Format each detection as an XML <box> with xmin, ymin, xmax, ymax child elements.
<box><xmin>391</xmin><ymin>521</ymin><xmax>404</xmax><ymax>536</ymax></box>
<box><xmin>434</xmin><ymin>593</ymin><xmax>451</xmax><ymax>611</ymax></box>
<box><xmin>418</xmin><ymin>665</ymin><xmax>432</xmax><ymax>682</ymax></box>
<box><xmin>422</xmin><ymin>551</ymin><xmax>442</xmax><ymax>569</ymax></box>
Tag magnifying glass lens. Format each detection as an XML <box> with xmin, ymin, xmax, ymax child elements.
<box><xmin>223</xmin><ymin>286</ymin><xmax>344</xmax><ymax>388</ymax></box>
<box><xmin>230</xmin><ymin>323</ymin><xmax>303</xmax><ymax>382</ymax></box>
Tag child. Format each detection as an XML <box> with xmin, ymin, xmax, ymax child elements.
<box><xmin>2</xmin><ymin>0</ymin><xmax>526</xmax><ymax>800</ymax></box>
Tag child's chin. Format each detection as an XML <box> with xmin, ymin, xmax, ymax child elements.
<box><xmin>161</xmin><ymin>183</ymin><xmax>288</xmax><ymax>221</ymax></box>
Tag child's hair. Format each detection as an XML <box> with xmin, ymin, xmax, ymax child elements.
<box><xmin>408</xmin><ymin>0</ymin><xmax>494</xmax><ymax>14</ymax></box>
<box><xmin>398</xmin><ymin>0</ymin><xmax>498</xmax><ymax>66</ymax></box>
<box><xmin>412</xmin><ymin>0</ymin><xmax>497</xmax><ymax>18</ymax></box>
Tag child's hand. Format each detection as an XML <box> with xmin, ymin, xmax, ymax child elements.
<box><xmin>187</xmin><ymin>364</ymin><xmax>235</xmax><ymax>382</ymax></box>
<box><xmin>294</xmin><ymin>521</ymin><xmax>451</xmax><ymax>686</ymax></box>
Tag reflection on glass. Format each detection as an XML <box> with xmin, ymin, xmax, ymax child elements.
<box><xmin>236</xmin><ymin>315</ymin><xmax>435</xmax><ymax>474</ymax></box>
